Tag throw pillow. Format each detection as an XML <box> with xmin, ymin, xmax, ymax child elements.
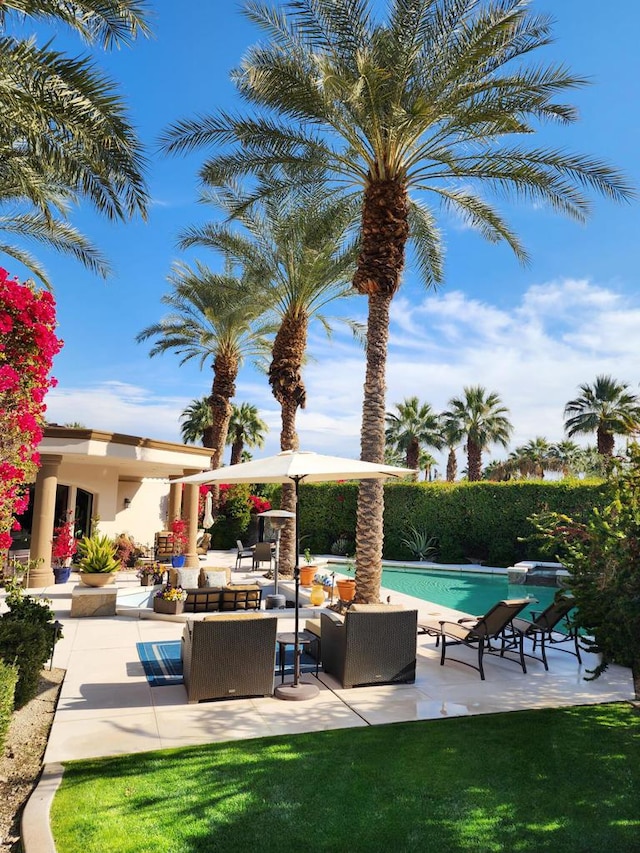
<box><xmin>175</xmin><ymin>568</ymin><xmax>200</xmax><ymax>589</ymax></box>
<box><xmin>204</xmin><ymin>570</ymin><xmax>227</xmax><ymax>588</ymax></box>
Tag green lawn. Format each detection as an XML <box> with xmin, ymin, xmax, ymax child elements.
<box><xmin>51</xmin><ymin>703</ymin><xmax>640</xmax><ymax>853</ymax></box>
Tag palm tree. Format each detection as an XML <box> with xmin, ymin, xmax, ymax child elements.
<box><xmin>418</xmin><ymin>450</ymin><xmax>438</xmax><ymax>482</ymax></box>
<box><xmin>161</xmin><ymin>0</ymin><xmax>630</xmax><ymax>602</ymax></box>
<box><xmin>446</xmin><ymin>387</ymin><xmax>513</xmax><ymax>482</ymax></box>
<box><xmin>564</xmin><ymin>375</ymin><xmax>640</xmax><ymax>456</ymax></box>
<box><xmin>385</xmin><ymin>397</ymin><xmax>442</xmax><ymax>479</ymax></box>
<box><xmin>227</xmin><ymin>403</ymin><xmax>268</xmax><ymax>465</ymax></box>
<box><xmin>180</xmin><ymin>397</ymin><xmax>214</xmax><ymax>449</ymax></box>
<box><xmin>441</xmin><ymin>416</ymin><xmax>464</xmax><ymax>483</ymax></box>
<box><xmin>176</xmin><ymin>182</ymin><xmax>358</xmax><ymax>573</ymax></box>
<box><xmin>137</xmin><ymin>263</ymin><xmax>270</xmax><ymax>471</ymax></box>
<box><xmin>1</xmin><ymin>1</ymin><xmax>150</xmax><ymax>286</ymax></box>
<box><xmin>548</xmin><ymin>440</ymin><xmax>583</xmax><ymax>478</ymax></box>
<box><xmin>515</xmin><ymin>437</ymin><xmax>558</xmax><ymax>479</ymax></box>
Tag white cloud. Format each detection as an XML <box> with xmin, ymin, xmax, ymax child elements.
<box><xmin>46</xmin><ymin>277</ymin><xmax>640</xmax><ymax>471</ymax></box>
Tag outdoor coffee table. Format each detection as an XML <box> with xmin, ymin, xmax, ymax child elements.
<box><xmin>276</xmin><ymin>630</ymin><xmax>319</xmax><ymax>683</ymax></box>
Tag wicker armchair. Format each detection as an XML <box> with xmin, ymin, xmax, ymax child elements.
<box><xmin>321</xmin><ymin>605</ymin><xmax>418</xmax><ymax>688</ymax></box>
<box><xmin>181</xmin><ymin>614</ymin><xmax>277</xmax><ymax>703</ymax></box>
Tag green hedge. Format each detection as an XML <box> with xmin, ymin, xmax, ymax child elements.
<box><xmin>0</xmin><ymin>620</ymin><xmax>51</xmax><ymax>709</ymax></box>
<box><xmin>0</xmin><ymin>660</ymin><xmax>17</xmax><ymax>753</ymax></box>
<box><xmin>289</xmin><ymin>479</ymin><xmax>609</xmax><ymax>567</ymax></box>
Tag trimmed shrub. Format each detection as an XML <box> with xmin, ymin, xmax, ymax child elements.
<box><xmin>296</xmin><ymin>479</ymin><xmax>609</xmax><ymax>567</ymax></box>
<box><xmin>211</xmin><ymin>484</ymin><xmax>253</xmax><ymax>549</ymax></box>
<box><xmin>0</xmin><ymin>660</ymin><xmax>17</xmax><ymax>752</ymax></box>
<box><xmin>0</xmin><ymin>620</ymin><xmax>51</xmax><ymax>708</ymax></box>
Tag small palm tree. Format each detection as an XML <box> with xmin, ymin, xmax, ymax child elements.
<box><xmin>227</xmin><ymin>403</ymin><xmax>268</xmax><ymax>465</ymax></box>
<box><xmin>564</xmin><ymin>375</ymin><xmax>640</xmax><ymax>456</ymax></box>
<box><xmin>548</xmin><ymin>440</ymin><xmax>583</xmax><ymax>478</ymax></box>
<box><xmin>441</xmin><ymin>416</ymin><xmax>464</xmax><ymax>483</ymax></box>
<box><xmin>180</xmin><ymin>398</ymin><xmax>214</xmax><ymax>449</ymax></box>
<box><xmin>137</xmin><ymin>263</ymin><xmax>270</xmax><ymax>470</ymax></box>
<box><xmin>385</xmin><ymin>397</ymin><xmax>442</xmax><ymax>479</ymax></box>
<box><xmin>446</xmin><ymin>387</ymin><xmax>513</xmax><ymax>482</ymax></box>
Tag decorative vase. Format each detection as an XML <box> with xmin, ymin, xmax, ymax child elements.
<box><xmin>309</xmin><ymin>583</ymin><xmax>325</xmax><ymax>606</ymax></box>
<box><xmin>53</xmin><ymin>565</ymin><xmax>72</xmax><ymax>584</ymax></box>
<box><xmin>299</xmin><ymin>565</ymin><xmax>315</xmax><ymax>586</ymax></box>
<box><xmin>171</xmin><ymin>555</ymin><xmax>186</xmax><ymax>569</ymax></box>
<box><xmin>79</xmin><ymin>572</ymin><xmax>116</xmax><ymax>587</ymax></box>
<box><xmin>153</xmin><ymin>598</ymin><xmax>185</xmax><ymax>615</ymax></box>
<box><xmin>336</xmin><ymin>578</ymin><xmax>356</xmax><ymax>602</ymax></box>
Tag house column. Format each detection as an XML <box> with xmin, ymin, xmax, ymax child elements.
<box><xmin>28</xmin><ymin>454</ymin><xmax>63</xmax><ymax>588</ymax></box>
<box><xmin>182</xmin><ymin>470</ymin><xmax>201</xmax><ymax>569</ymax></box>
<box><xmin>167</xmin><ymin>480</ymin><xmax>182</xmax><ymax>525</ymax></box>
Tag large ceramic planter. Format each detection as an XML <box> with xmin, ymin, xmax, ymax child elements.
<box><xmin>153</xmin><ymin>598</ymin><xmax>185</xmax><ymax>615</ymax></box>
<box><xmin>299</xmin><ymin>565</ymin><xmax>316</xmax><ymax>586</ymax></box>
<box><xmin>336</xmin><ymin>578</ymin><xmax>356</xmax><ymax>602</ymax></box>
<box><xmin>79</xmin><ymin>572</ymin><xmax>116</xmax><ymax>587</ymax></box>
<box><xmin>171</xmin><ymin>555</ymin><xmax>185</xmax><ymax>569</ymax></box>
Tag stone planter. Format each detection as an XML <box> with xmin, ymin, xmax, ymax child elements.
<box><xmin>79</xmin><ymin>572</ymin><xmax>116</xmax><ymax>587</ymax></box>
<box><xmin>153</xmin><ymin>598</ymin><xmax>185</xmax><ymax>615</ymax></box>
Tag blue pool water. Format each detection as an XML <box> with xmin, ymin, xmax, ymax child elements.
<box><xmin>341</xmin><ymin>565</ymin><xmax>558</xmax><ymax>621</ymax></box>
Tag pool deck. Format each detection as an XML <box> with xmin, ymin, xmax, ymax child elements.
<box><xmin>9</xmin><ymin>551</ymin><xmax>636</xmax><ymax>852</ymax></box>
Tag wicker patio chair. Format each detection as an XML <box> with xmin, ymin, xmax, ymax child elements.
<box><xmin>252</xmin><ymin>541</ymin><xmax>275</xmax><ymax>572</ymax></box>
<box><xmin>181</xmin><ymin>614</ymin><xmax>277</xmax><ymax>703</ymax></box>
<box><xmin>503</xmin><ymin>594</ymin><xmax>581</xmax><ymax>670</ymax></box>
<box><xmin>425</xmin><ymin>598</ymin><xmax>530</xmax><ymax>680</ymax></box>
<box><xmin>321</xmin><ymin>604</ymin><xmax>418</xmax><ymax>688</ymax></box>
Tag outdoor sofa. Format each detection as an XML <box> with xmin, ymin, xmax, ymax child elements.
<box><xmin>167</xmin><ymin>567</ymin><xmax>263</xmax><ymax>613</ymax></box>
<box><xmin>181</xmin><ymin>614</ymin><xmax>278</xmax><ymax>702</ymax></box>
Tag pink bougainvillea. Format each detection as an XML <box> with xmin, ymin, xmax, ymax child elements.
<box><xmin>0</xmin><ymin>267</ymin><xmax>63</xmax><ymax>550</ymax></box>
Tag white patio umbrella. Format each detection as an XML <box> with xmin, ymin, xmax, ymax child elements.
<box><xmin>174</xmin><ymin>450</ymin><xmax>415</xmax><ymax>700</ymax></box>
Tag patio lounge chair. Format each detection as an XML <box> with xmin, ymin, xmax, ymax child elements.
<box><xmin>321</xmin><ymin>604</ymin><xmax>418</xmax><ymax>688</ymax></box>
<box><xmin>423</xmin><ymin>599</ymin><xmax>530</xmax><ymax>680</ymax></box>
<box><xmin>181</xmin><ymin>614</ymin><xmax>277</xmax><ymax>702</ymax></box>
<box><xmin>503</xmin><ymin>594</ymin><xmax>581</xmax><ymax>669</ymax></box>
<box><xmin>235</xmin><ymin>539</ymin><xmax>254</xmax><ymax>570</ymax></box>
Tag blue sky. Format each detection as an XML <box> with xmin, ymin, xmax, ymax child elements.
<box><xmin>8</xmin><ymin>1</ymin><xmax>640</xmax><ymax>473</ymax></box>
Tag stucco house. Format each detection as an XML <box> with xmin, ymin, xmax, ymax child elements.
<box><xmin>17</xmin><ymin>426</ymin><xmax>212</xmax><ymax>587</ymax></box>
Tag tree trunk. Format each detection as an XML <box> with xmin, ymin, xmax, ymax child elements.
<box><xmin>467</xmin><ymin>439</ymin><xmax>482</xmax><ymax>481</ymax></box>
<box><xmin>202</xmin><ymin>425</ymin><xmax>215</xmax><ymax>451</ymax></box>
<box><xmin>355</xmin><ymin>291</ymin><xmax>392</xmax><ymax>603</ymax></box>
<box><xmin>406</xmin><ymin>437</ymin><xmax>420</xmax><ymax>480</ymax></box>
<box><xmin>269</xmin><ymin>312</ymin><xmax>307</xmax><ymax>576</ymax></box>
<box><xmin>209</xmin><ymin>351</ymin><xmax>238</xmax><ymax>471</ymax></box>
<box><xmin>446</xmin><ymin>449</ymin><xmax>457</xmax><ymax>482</ymax></box>
<box><xmin>597</xmin><ymin>426</ymin><xmax>615</xmax><ymax>456</ymax></box>
<box><xmin>230</xmin><ymin>430</ymin><xmax>243</xmax><ymax>466</ymax></box>
<box><xmin>352</xmin><ymin>177</ymin><xmax>409</xmax><ymax>604</ymax></box>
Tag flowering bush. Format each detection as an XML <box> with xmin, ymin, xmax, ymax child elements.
<box><xmin>51</xmin><ymin>515</ymin><xmax>77</xmax><ymax>564</ymax></box>
<box><xmin>155</xmin><ymin>584</ymin><xmax>187</xmax><ymax>602</ymax></box>
<box><xmin>0</xmin><ymin>268</ymin><xmax>62</xmax><ymax>551</ymax></box>
<box><xmin>170</xmin><ymin>518</ymin><xmax>188</xmax><ymax>554</ymax></box>
<box><xmin>248</xmin><ymin>494</ymin><xmax>271</xmax><ymax>514</ymax></box>
<box><xmin>137</xmin><ymin>561</ymin><xmax>162</xmax><ymax>577</ymax></box>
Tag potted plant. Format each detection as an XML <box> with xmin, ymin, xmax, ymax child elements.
<box><xmin>170</xmin><ymin>518</ymin><xmax>188</xmax><ymax>568</ymax></box>
<box><xmin>136</xmin><ymin>562</ymin><xmax>164</xmax><ymax>586</ymax></box>
<box><xmin>76</xmin><ymin>534</ymin><xmax>121</xmax><ymax>586</ymax></box>
<box><xmin>299</xmin><ymin>549</ymin><xmax>316</xmax><ymax>586</ymax></box>
<box><xmin>51</xmin><ymin>515</ymin><xmax>77</xmax><ymax>583</ymax></box>
<box><xmin>153</xmin><ymin>584</ymin><xmax>187</xmax><ymax>615</ymax></box>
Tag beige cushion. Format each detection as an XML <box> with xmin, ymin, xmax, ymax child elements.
<box><xmin>349</xmin><ymin>603</ymin><xmax>404</xmax><ymax>613</ymax></box>
<box><xmin>203</xmin><ymin>570</ymin><xmax>228</xmax><ymax>588</ymax></box>
<box><xmin>304</xmin><ymin>618</ymin><xmax>321</xmax><ymax>638</ymax></box>
<box><xmin>202</xmin><ymin>612</ymin><xmax>266</xmax><ymax>622</ymax></box>
<box><xmin>175</xmin><ymin>567</ymin><xmax>200</xmax><ymax>588</ymax></box>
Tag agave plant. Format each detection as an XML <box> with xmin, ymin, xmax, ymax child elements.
<box><xmin>401</xmin><ymin>526</ymin><xmax>440</xmax><ymax>562</ymax></box>
<box><xmin>77</xmin><ymin>534</ymin><xmax>121</xmax><ymax>573</ymax></box>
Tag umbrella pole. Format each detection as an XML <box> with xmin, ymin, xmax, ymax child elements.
<box><xmin>275</xmin><ymin>477</ymin><xmax>319</xmax><ymax>701</ymax></box>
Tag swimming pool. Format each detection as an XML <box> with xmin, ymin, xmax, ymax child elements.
<box><xmin>340</xmin><ymin>565</ymin><xmax>558</xmax><ymax>621</ymax></box>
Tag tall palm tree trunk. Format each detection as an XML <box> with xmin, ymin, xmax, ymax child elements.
<box><xmin>406</xmin><ymin>437</ymin><xmax>420</xmax><ymax>479</ymax></box>
<box><xmin>355</xmin><ymin>290</ymin><xmax>392</xmax><ymax>603</ymax></box>
<box><xmin>467</xmin><ymin>440</ymin><xmax>482</xmax><ymax>481</ymax></box>
<box><xmin>446</xmin><ymin>449</ymin><xmax>457</xmax><ymax>482</ymax></box>
<box><xmin>230</xmin><ymin>430</ymin><xmax>243</xmax><ymax>465</ymax></box>
<box><xmin>209</xmin><ymin>353</ymin><xmax>237</xmax><ymax>511</ymax></box>
<box><xmin>597</xmin><ymin>426</ymin><xmax>615</xmax><ymax>456</ymax></box>
<box><xmin>270</xmin><ymin>315</ymin><xmax>307</xmax><ymax>575</ymax></box>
